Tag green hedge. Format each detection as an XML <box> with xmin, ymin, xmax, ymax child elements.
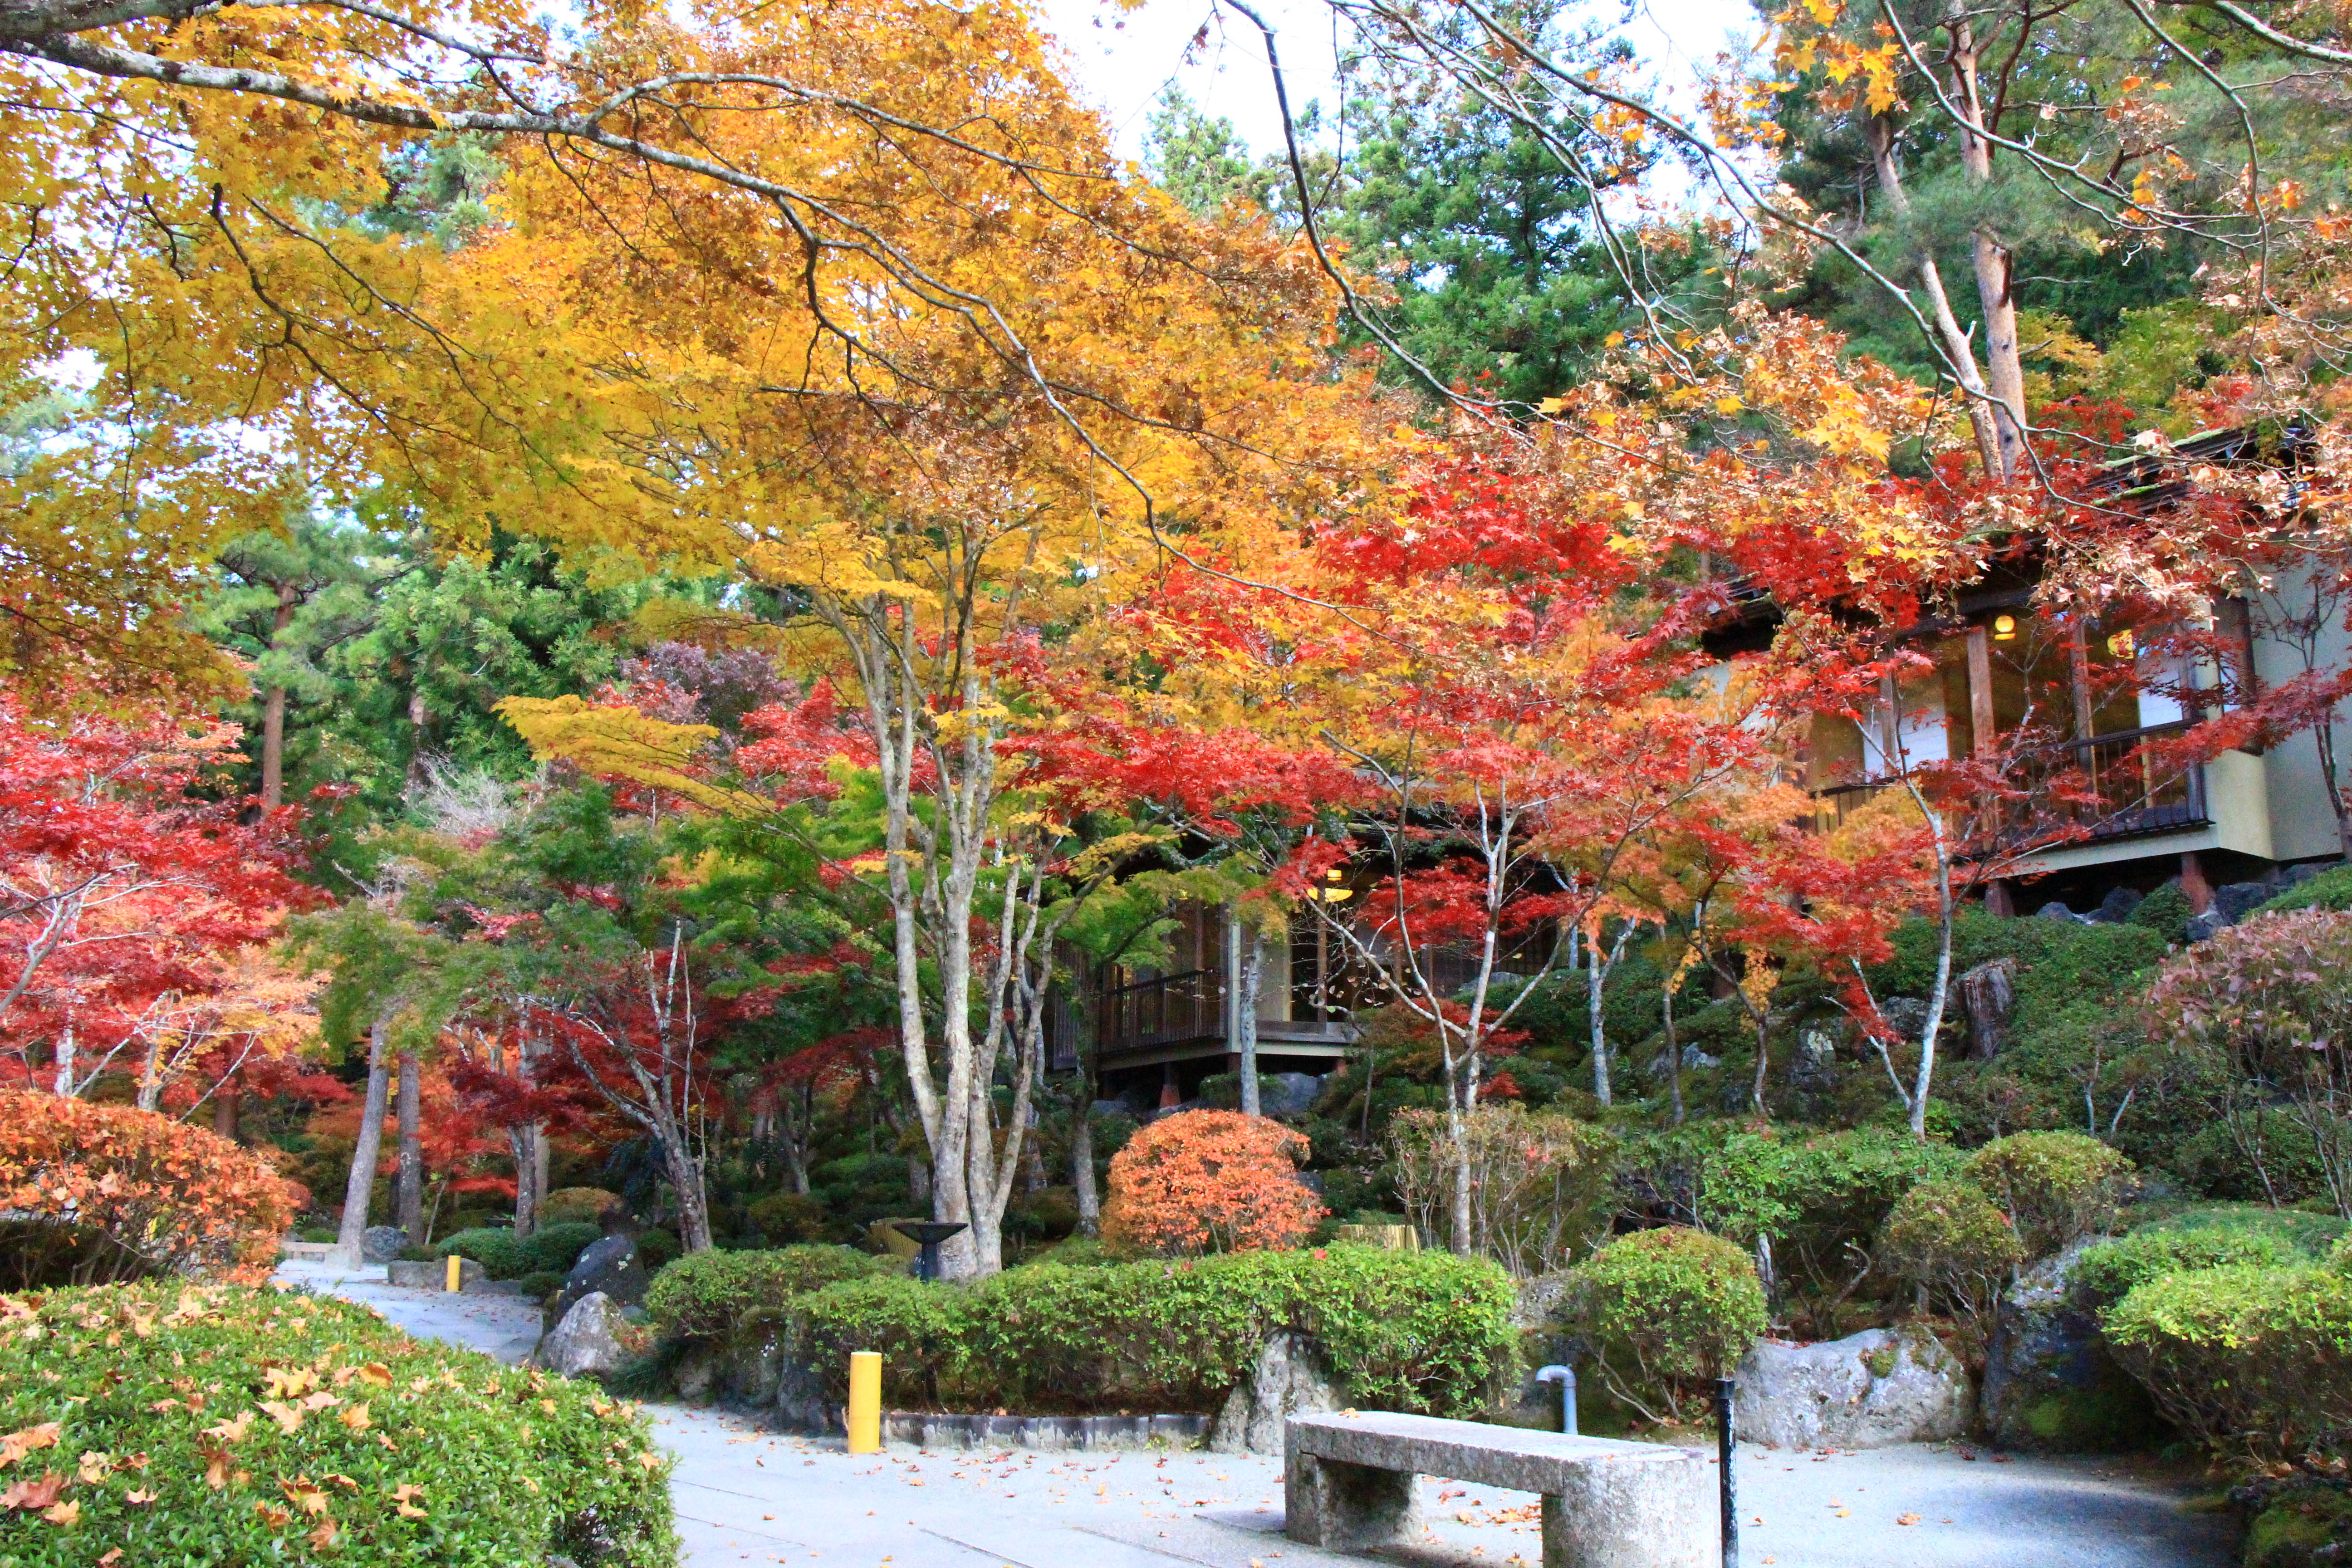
<box><xmin>434</xmin><ymin>1227</ymin><xmax>525</xmax><ymax>1280</ymax></box>
<box><xmin>518</xmin><ymin>1222</ymin><xmax>603</xmax><ymax>1278</ymax></box>
<box><xmin>0</xmin><ymin>1280</ymin><xmax>674</xmax><ymax>1566</ymax></box>
<box><xmin>2074</xmin><ymin>1226</ymin><xmax>2300</xmax><ymax>1310</ymax></box>
<box><xmin>645</xmin><ymin>1244</ymin><xmax>894</xmax><ymax>1340</ymax></box>
<box><xmin>2103</xmin><ymin>1264</ymin><xmax>2352</xmax><ymax>1456</ymax></box>
<box><xmin>777</xmin><ymin>1244</ymin><xmax>1515</xmax><ymax>1417</ymax></box>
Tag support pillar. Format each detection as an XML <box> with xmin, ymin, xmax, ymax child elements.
<box><xmin>2181</xmin><ymin>851</ymin><xmax>2213</xmax><ymax>915</ymax></box>
<box><xmin>1284</xmin><ymin>1452</ymin><xmax>1425</xmax><ymax>1552</ymax></box>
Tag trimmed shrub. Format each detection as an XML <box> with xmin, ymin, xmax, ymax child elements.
<box><xmin>2103</xmin><ymin>1264</ymin><xmax>2352</xmax><ymax>1456</ymax></box>
<box><xmin>1877</xmin><ymin>1179</ymin><xmax>2024</xmax><ymax>1324</ymax></box>
<box><xmin>516</xmin><ymin>1269</ymin><xmax>565</xmax><ymax>1301</ymax></box>
<box><xmin>645</xmin><ymin>1245</ymin><xmax>893</xmax><ymax>1340</ymax></box>
<box><xmin>1558</xmin><ymin>1227</ymin><xmax>1767</xmax><ymax>1426</ymax></box>
<box><xmin>2128</xmin><ymin>882</ymin><xmax>2195</xmax><ymax>944</ymax></box>
<box><xmin>2075</xmin><ymin>1226</ymin><xmax>2299</xmax><ymax>1310</ymax></box>
<box><xmin>0</xmin><ymin>1280</ymin><xmax>674</xmax><ymax>1566</ymax></box>
<box><xmin>744</xmin><ymin>1192</ymin><xmax>828</xmax><ymax>1244</ymax></box>
<box><xmin>517</xmin><ymin>1222</ymin><xmax>602</xmax><ymax>1278</ymax></box>
<box><xmin>799</xmin><ymin>1274</ymin><xmax>971</xmax><ymax>1409</ymax></box>
<box><xmin>2130</xmin><ymin>1200</ymin><xmax>2349</xmax><ymax>1259</ymax></box>
<box><xmin>634</xmin><ymin>1228</ymin><xmax>682</xmax><ymax>1274</ymax></box>
<box><xmin>1963</xmin><ymin>1132</ymin><xmax>2131</xmax><ymax>1257</ymax></box>
<box><xmin>1102</xmin><ymin>1111</ymin><xmax>1324</xmax><ymax>1257</ymax></box>
<box><xmin>965</xmin><ymin>1245</ymin><xmax>1516</xmax><ymax>1416</ymax></box>
<box><xmin>788</xmin><ymin>1245</ymin><xmax>1517</xmax><ymax>1418</ymax></box>
<box><xmin>538</xmin><ymin>1187</ymin><xmax>621</xmax><ymax>1228</ymax></box>
<box><xmin>434</xmin><ymin>1227</ymin><xmax>525</xmax><ymax>1280</ymax></box>
<box><xmin>0</xmin><ymin>1092</ymin><xmax>301</xmax><ymax>1288</ymax></box>
<box><xmin>2256</xmin><ymin>866</ymin><xmax>2352</xmax><ymax>916</ymax></box>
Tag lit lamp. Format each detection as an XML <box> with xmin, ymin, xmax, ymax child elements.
<box><xmin>1992</xmin><ymin>614</ymin><xmax>2018</xmax><ymax>642</ymax></box>
<box><xmin>1320</xmin><ymin>870</ymin><xmax>1352</xmax><ymax>903</ymax></box>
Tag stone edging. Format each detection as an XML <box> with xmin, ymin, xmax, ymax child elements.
<box><xmin>881</xmin><ymin>1412</ymin><xmax>1208</xmax><ymax>1451</ymax></box>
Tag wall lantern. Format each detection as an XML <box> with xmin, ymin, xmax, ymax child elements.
<box><xmin>1992</xmin><ymin>614</ymin><xmax>2019</xmax><ymax>642</ymax></box>
<box><xmin>1321</xmin><ymin>869</ymin><xmax>1353</xmax><ymax>903</ymax></box>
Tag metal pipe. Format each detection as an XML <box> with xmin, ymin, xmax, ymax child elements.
<box><xmin>1533</xmin><ymin>1364</ymin><xmax>1577</xmax><ymax>1435</ymax></box>
<box><xmin>1716</xmin><ymin>1377</ymin><xmax>1738</xmax><ymax>1568</ymax></box>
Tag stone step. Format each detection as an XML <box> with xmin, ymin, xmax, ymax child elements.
<box><xmin>882</xmin><ymin>1411</ymin><xmax>1208</xmax><ymax>1452</ymax></box>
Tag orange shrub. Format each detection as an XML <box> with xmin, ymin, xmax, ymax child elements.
<box><xmin>1101</xmin><ymin>1110</ymin><xmax>1325</xmax><ymax>1257</ymax></box>
<box><xmin>0</xmin><ymin>1091</ymin><xmax>301</xmax><ymax>1287</ymax></box>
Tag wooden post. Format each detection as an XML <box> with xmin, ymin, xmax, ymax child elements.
<box><xmin>2181</xmin><ymin>851</ymin><xmax>2213</xmax><ymax>915</ymax></box>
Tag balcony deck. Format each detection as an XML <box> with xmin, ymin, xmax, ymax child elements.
<box><xmin>1810</xmin><ymin>721</ymin><xmax>2210</xmax><ymax>850</ymax></box>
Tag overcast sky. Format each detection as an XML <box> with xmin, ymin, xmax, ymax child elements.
<box><xmin>1029</xmin><ymin>0</ymin><xmax>1763</xmax><ymax>164</ymax></box>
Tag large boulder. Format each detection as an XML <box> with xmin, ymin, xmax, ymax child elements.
<box><xmin>1210</xmin><ymin>1331</ymin><xmax>1343</xmax><ymax>1455</ymax></box>
<box><xmin>551</xmin><ymin>1231</ymin><xmax>647</xmax><ymax>1325</ymax></box>
<box><xmin>360</xmin><ymin>1225</ymin><xmax>407</xmax><ymax>1264</ymax></box>
<box><xmin>775</xmin><ymin>1355</ymin><xmax>837</xmax><ymax>1435</ymax></box>
<box><xmin>1981</xmin><ymin>1240</ymin><xmax>2158</xmax><ymax>1451</ymax></box>
<box><xmin>1733</xmin><ymin>1328</ymin><xmax>1973</xmax><ymax>1450</ymax></box>
<box><xmin>1259</xmin><ymin>1072</ymin><xmax>1325</xmax><ymax>1119</ymax></box>
<box><xmin>537</xmin><ymin>1291</ymin><xmax>627</xmax><ymax>1379</ymax></box>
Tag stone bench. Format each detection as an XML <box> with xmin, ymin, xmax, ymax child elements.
<box><xmin>1285</xmin><ymin>1410</ymin><xmax>1711</xmax><ymax>1568</ymax></box>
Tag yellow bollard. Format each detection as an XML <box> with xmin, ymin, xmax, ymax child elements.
<box><xmin>445</xmin><ymin>1253</ymin><xmax>462</xmax><ymax>1294</ymax></box>
<box><xmin>847</xmin><ymin>1350</ymin><xmax>881</xmax><ymax>1454</ymax></box>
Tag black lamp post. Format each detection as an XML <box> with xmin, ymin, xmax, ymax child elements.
<box><xmin>891</xmin><ymin>1220</ymin><xmax>968</xmax><ymax>1282</ymax></box>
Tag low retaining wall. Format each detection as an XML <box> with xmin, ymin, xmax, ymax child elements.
<box><xmin>882</xmin><ymin>1412</ymin><xmax>1209</xmax><ymax>1451</ymax></box>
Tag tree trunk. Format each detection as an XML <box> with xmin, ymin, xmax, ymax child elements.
<box><xmin>1866</xmin><ymin>113</ymin><xmax>2007</xmax><ymax>477</ymax></box>
<box><xmin>656</xmin><ymin>1111</ymin><xmax>714</xmax><ymax>1252</ymax></box>
<box><xmin>334</xmin><ymin>1017</ymin><xmax>392</xmax><ymax>1264</ymax></box>
<box><xmin>510</xmin><ymin>1121</ymin><xmax>539</xmax><ymax>1240</ymax></box>
<box><xmin>213</xmin><ymin>1064</ymin><xmax>239</xmax><ymax>1141</ymax></box>
<box><xmin>51</xmin><ymin>1015</ymin><xmax>74</xmax><ymax>1097</ymax></box>
<box><xmin>1071</xmin><ymin>1102</ymin><xmax>1099</xmax><ymax>1237</ymax></box>
<box><xmin>1238</xmin><ymin>923</ymin><xmax>1264</xmax><ymax>1117</ymax></box>
<box><xmin>1945</xmin><ymin>11</ymin><xmax>2027</xmax><ymax>480</ymax></box>
<box><xmin>260</xmin><ymin>581</ymin><xmax>298</xmax><ymax>807</ymax></box>
<box><xmin>396</xmin><ymin>1050</ymin><xmax>424</xmax><ymax>1245</ymax></box>
<box><xmin>1663</xmin><ymin>964</ymin><xmax>1686</xmax><ymax>1127</ymax></box>
<box><xmin>1588</xmin><ymin>926</ymin><xmax>1612</xmax><ymax>1107</ymax></box>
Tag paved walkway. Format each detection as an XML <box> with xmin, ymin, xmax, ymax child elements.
<box><xmin>274</xmin><ymin>1259</ymin><xmax>2237</xmax><ymax>1568</ymax></box>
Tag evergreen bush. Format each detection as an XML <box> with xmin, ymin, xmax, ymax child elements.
<box><xmin>2074</xmin><ymin>1226</ymin><xmax>2299</xmax><ymax>1309</ymax></box>
<box><xmin>0</xmin><ymin>1281</ymin><xmax>673</xmax><ymax>1566</ymax></box>
<box><xmin>1877</xmin><ymin>1179</ymin><xmax>2023</xmax><ymax>1323</ymax></box>
<box><xmin>2103</xmin><ymin>1264</ymin><xmax>2352</xmax><ymax>1456</ymax></box>
<box><xmin>783</xmin><ymin>1245</ymin><xmax>1516</xmax><ymax>1417</ymax></box>
<box><xmin>1963</xmin><ymin>1131</ymin><xmax>2131</xmax><ymax>1256</ymax></box>
<box><xmin>1557</xmin><ymin>1227</ymin><xmax>1766</xmax><ymax>1426</ymax></box>
<box><xmin>433</xmin><ymin>1227</ymin><xmax>525</xmax><ymax>1280</ymax></box>
<box><xmin>644</xmin><ymin>1244</ymin><xmax>893</xmax><ymax>1339</ymax></box>
<box><xmin>516</xmin><ymin>1221</ymin><xmax>602</xmax><ymax>1277</ymax></box>
<box><xmin>537</xmin><ymin>1187</ymin><xmax>620</xmax><ymax>1228</ymax></box>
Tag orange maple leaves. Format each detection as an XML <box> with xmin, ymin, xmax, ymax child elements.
<box><xmin>1101</xmin><ymin>1110</ymin><xmax>1326</xmax><ymax>1257</ymax></box>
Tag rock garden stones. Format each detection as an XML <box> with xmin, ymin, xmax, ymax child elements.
<box><xmin>1981</xmin><ymin>1240</ymin><xmax>2157</xmax><ymax>1451</ymax></box>
<box><xmin>359</xmin><ymin>1225</ymin><xmax>407</xmax><ymax>1264</ymax></box>
<box><xmin>536</xmin><ymin>1290</ymin><xmax>627</xmax><ymax>1379</ymax></box>
<box><xmin>1209</xmin><ymin>1331</ymin><xmax>1343</xmax><ymax>1455</ymax></box>
<box><xmin>1733</xmin><ymin>1326</ymin><xmax>1973</xmax><ymax>1449</ymax></box>
<box><xmin>550</xmin><ymin>1226</ymin><xmax>648</xmax><ymax>1325</ymax></box>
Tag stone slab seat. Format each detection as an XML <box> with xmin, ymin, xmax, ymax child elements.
<box><xmin>1284</xmin><ymin>1411</ymin><xmax>1711</xmax><ymax>1568</ymax></box>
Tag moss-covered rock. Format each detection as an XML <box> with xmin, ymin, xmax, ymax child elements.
<box><xmin>1981</xmin><ymin>1240</ymin><xmax>2162</xmax><ymax>1452</ymax></box>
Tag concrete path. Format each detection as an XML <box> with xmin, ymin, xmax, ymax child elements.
<box><xmin>274</xmin><ymin>1259</ymin><xmax>2236</xmax><ymax>1568</ymax></box>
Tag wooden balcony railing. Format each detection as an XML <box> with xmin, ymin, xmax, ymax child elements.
<box><xmin>1808</xmin><ymin>720</ymin><xmax>2209</xmax><ymax>847</ymax></box>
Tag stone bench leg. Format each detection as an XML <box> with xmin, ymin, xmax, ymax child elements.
<box><xmin>1285</xmin><ymin>1453</ymin><xmax>1425</xmax><ymax>1551</ymax></box>
<box><xmin>1539</xmin><ymin>1457</ymin><xmax>1710</xmax><ymax>1568</ymax></box>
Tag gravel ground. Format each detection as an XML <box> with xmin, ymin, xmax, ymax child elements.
<box><xmin>275</xmin><ymin>1259</ymin><xmax>2239</xmax><ymax>1568</ymax></box>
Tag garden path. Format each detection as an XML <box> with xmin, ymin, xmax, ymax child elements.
<box><xmin>273</xmin><ymin>1259</ymin><xmax>2236</xmax><ymax>1568</ymax></box>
